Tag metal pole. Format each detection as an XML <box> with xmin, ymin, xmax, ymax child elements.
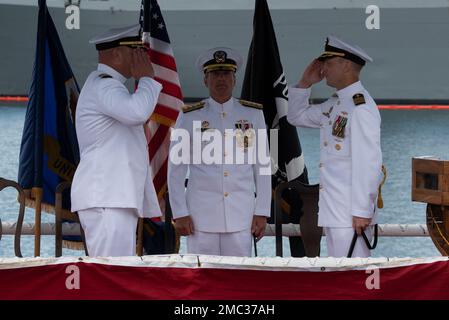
<box><xmin>142</xmin><ymin>0</ymin><xmax>151</xmax><ymax>46</ymax></box>
<box><xmin>274</xmin><ymin>182</ymin><xmax>289</xmax><ymax>257</ymax></box>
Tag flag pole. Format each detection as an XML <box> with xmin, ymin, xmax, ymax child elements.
<box><xmin>136</xmin><ymin>0</ymin><xmax>151</xmax><ymax>257</ymax></box>
<box><xmin>32</xmin><ymin>0</ymin><xmax>47</xmax><ymax>258</ymax></box>
<box><xmin>32</xmin><ymin>187</ymin><xmax>43</xmax><ymax>256</ymax></box>
<box><xmin>142</xmin><ymin>0</ymin><xmax>151</xmax><ymax>46</ymax></box>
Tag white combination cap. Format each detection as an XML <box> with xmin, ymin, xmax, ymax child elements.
<box><xmin>318</xmin><ymin>35</ymin><xmax>373</xmax><ymax>66</ymax></box>
<box><xmin>195</xmin><ymin>47</ymin><xmax>243</xmax><ymax>74</ymax></box>
<box><xmin>89</xmin><ymin>24</ymin><xmax>144</xmax><ymax>51</ymax></box>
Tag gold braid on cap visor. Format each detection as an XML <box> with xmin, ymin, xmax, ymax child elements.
<box><xmin>118</xmin><ymin>40</ymin><xmax>145</xmax><ymax>48</ymax></box>
<box><xmin>203</xmin><ymin>64</ymin><xmax>237</xmax><ymax>73</ymax></box>
<box><xmin>320</xmin><ymin>51</ymin><xmax>346</xmax><ymax>58</ymax></box>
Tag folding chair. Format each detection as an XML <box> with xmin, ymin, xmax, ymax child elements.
<box><xmin>274</xmin><ymin>180</ymin><xmax>322</xmax><ymax>257</ymax></box>
<box><xmin>0</xmin><ymin>177</ymin><xmax>26</xmax><ymax>257</ymax></box>
<box><xmin>55</xmin><ymin>181</ymin><xmax>88</xmax><ymax>257</ymax></box>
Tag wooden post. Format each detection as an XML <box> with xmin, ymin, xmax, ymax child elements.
<box><xmin>441</xmin><ymin>206</ymin><xmax>449</xmax><ymax>255</ymax></box>
<box><xmin>136</xmin><ymin>218</ymin><xmax>144</xmax><ymax>256</ymax></box>
<box><xmin>54</xmin><ymin>189</ymin><xmax>63</xmax><ymax>257</ymax></box>
<box><xmin>32</xmin><ymin>187</ymin><xmax>43</xmax><ymax>257</ymax></box>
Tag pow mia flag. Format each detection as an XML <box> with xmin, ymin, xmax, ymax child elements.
<box><xmin>241</xmin><ymin>0</ymin><xmax>309</xmax><ymax>256</ymax></box>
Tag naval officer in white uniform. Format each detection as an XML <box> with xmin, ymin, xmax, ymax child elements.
<box><xmin>168</xmin><ymin>47</ymin><xmax>271</xmax><ymax>256</ymax></box>
<box><xmin>287</xmin><ymin>36</ymin><xmax>383</xmax><ymax>257</ymax></box>
<box><xmin>71</xmin><ymin>25</ymin><xmax>163</xmax><ymax>256</ymax></box>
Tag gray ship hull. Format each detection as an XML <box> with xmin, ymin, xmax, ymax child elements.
<box><xmin>1</xmin><ymin>1</ymin><xmax>448</xmax><ymax>101</ymax></box>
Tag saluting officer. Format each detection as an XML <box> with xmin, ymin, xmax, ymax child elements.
<box><xmin>71</xmin><ymin>25</ymin><xmax>162</xmax><ymax>257</ymax></box>
<box><xmin>168</xmin><ymin>47</ymin><xmax>271</xmax><ymax>257</ymax></box>
<box><xmin>287</xmin><ymin>36</ymin><xmax>383</xmax><ymax>258</ymax></box>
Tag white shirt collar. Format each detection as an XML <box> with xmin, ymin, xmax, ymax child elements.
<box><xmin>336</xmin><ymin>81</ymin><xmax>364</xmax><ymax>100</ymax></box>
<box><xmin>97</xmin><ymin>63</ymin><xmax>127</xmax><ymax>84</ymax></box>
<box><xmin>208</xmin><ymin>96</ymin><xmax>234</xmax><ymax>111</ymax></box>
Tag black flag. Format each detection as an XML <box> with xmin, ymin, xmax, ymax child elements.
<box><xmin>241</xmin><ymin>0</ymin><xmax>309</xmax><ymax>256</ymax></box>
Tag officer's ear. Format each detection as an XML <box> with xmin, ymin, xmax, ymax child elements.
<box><xmin>203</xmin><ymin>72</ymin><xmax>209</xmax><ymax>87</ymax></box>
<box><xmin>341</xmin><ymin>59</ymin><xmax>353</xmax><ymax>74</ymax></box>
<box><xmin>350</xmin><ymin>61</ymin><xmax>363</xmax><ymax>74</ymax></box>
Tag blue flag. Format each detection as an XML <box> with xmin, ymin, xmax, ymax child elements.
<box><xmin>18</xmin><ymin>0</ymin><xmax>80</xmax><ymax>211</ymax></box>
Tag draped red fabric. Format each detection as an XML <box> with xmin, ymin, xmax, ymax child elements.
<box><xmin>1</xmin><ymin>260</ymin><xmax>449</xmax><ymax>300</ymax></box>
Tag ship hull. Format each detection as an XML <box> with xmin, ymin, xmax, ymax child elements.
<box><xmin>1</xmin><ymin>1</ymin><xmax>449</xmax><ymax>101</ymax></box>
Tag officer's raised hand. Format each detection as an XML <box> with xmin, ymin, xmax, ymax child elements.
<box><xmin>131</xmin><ymin>48</ymin><xmax>155</xmax><ymax>80</ymax></box>
<box><xmin>297</xmin><ymin>59</ymin><xmax>324</xmax><ymax>88</ymax></box>
<box><xmin>174</xmin><ymin>216</ymin><xmax>194</xmax><ymax>236</ymax></box>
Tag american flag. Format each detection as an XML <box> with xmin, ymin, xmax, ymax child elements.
<box><xmin>139</xmin><ymin>0</ymin><xmax>183</xmax><ymax>212</ymax></box>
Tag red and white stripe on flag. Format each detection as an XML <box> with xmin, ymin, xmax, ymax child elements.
<box><xmin>141</xmin><ymin>1</ymin><xmax>184</xmax><ymax>213</ymax></box>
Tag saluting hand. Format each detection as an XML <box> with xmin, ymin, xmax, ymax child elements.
<box><xmin>174</xmin><ymin>215</ymin><xmax>194</xmax><ymax>236</ymax></box>
<box><xmin>130</xmin><ymin>48</ymin><xmax>155</xmax><ymax>80</ymax></box>
<box><xmin>297</xmin><ymin>59</ymin><xmax>324</xmax><ymax>88</ymax></box>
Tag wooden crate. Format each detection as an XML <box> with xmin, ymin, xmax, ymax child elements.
<box><xmin>412</xmin><ymin>157</ymin><xmax>449</xmax><ymax>205</ymax></box>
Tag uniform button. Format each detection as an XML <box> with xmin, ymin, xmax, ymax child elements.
<box><xmin>335</xmin><ymin>144</ymin><xmax>341</xmax><ymax>151</ymax></box>
<box><xmin>328</xmin><ymin>120</ymin><xmax>332</xmax><ymax>125</ymax></box>
<box><xmin>323</xmin><ymin>141</ymin><xmax>328</xmax><ymax>147</ymax></box>
<box><xmin>224</xmin><ymin>171</ymin><xmax>229</xmax><ymax>177</ymax></box>
<box><xmin>337</xmin><ymin>101</ymin><xmax>340</xmax><ymax>105</ymax></box>
<box><xmin>224</xmin><ymin>192</ymin><xmax>229</xmax><ymax>197</ymax></box>
<box><xmin>319</xmin><ymin>163</ymin><xmax>323</xmax><ymax>168</ymax></box>
<box><xmin>222</xmin><ymin>112</ymin><xmax>227</xmax><ymax>118</ymax></box>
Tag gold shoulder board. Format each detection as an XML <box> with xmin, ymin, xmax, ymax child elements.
<box><xmin>239</xmin><ymin>99</ymin><xmax>263</xmax><ymax>110</ymax></box>
<box><xmin>353</xmin><ymin>93</ymin><xmax>366</xmax><ymax>106</ymax></box>
<box><xmin>182</xmin><ymin>101</ymin><xmax>205</xmax><ymax>113</ymax></box>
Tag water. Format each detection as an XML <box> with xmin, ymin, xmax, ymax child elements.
<box><xmin>0</xmin><ymin>106</ymin><xmax>445</xmax><ymax>258</ymax></box>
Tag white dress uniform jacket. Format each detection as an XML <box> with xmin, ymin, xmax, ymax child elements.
<box><xmin>287</xmin><ymin>81</ymin><xmax>382</xmax><ymax>227</ymax></box>
<box><xmin>71</xmin><ymin>63</ymin><xmax>163</xmax><ymax>218</ymax></box>
<box><xmin>168</xmin><ymin>97</ymin><xmax>271</xmax><ymax>233</ymax></box>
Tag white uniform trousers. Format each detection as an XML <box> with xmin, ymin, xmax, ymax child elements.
<box><xmin>187</xmin><ymin>229</ymin><xmax>252</xmax><ymax>257</ymax></box>
<box><xmin>78</xmin><ymin>207</ymin><xmax>138</xmax><ymax>257</ymax></box>
<box><xmin>324</xmin><ymin>226</ymin><xmax>374</xmax><ymax>258</ymax></box>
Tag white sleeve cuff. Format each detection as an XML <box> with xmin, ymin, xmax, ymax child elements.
<box><xmin>289</xmin><ymin>86</ymin><xmax>311</xmax><ymax>95</ymax></box>
<box><xmin>351</xmin><ymin>209</ymin><xmax>374</xmax><ymax>219</ymax></box>
<box><xmin>139</xmin><ymin>77</ymin><xmax>163</xmax><ymax>91</ymax></box>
